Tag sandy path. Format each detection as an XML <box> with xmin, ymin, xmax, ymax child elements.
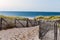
<box><xmin>0</xmin><ymin>26</ymin><xmax>40</xmax><ymax>40</ymax></box>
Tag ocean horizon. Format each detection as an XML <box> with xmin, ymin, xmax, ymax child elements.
<box><xmin>0</xmin><ymin>11</ymin><xmax>60</xmax><ymax>18</ymax></box>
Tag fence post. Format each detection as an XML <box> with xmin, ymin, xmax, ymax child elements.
<box><xmin>34</xmin><ymin>19</ymin><xmax>37</xmax><ymax>26</ymax></box>
<box><xmin>15</xmin><ymin>18</ymin><xmax>16</xmax><ymax>27</ymax></box>
<box><xmin>54</xmin><ymin>22</ymin><xmax>57</xmax><ymax>40</ymax></box>
<box><xmin>0</xmin><ymin>18</ymin><xmax>2</xmax><ymax>30</ymax></box>
<box><xmin>38</xmin><ymin>20</ymin><xmax>42</xmax><ymax>40</ymax></box>
<box><xmin>26</xmin><ymin>18</ymin><xmax>29</xmax><ymax>27</ymax></box>
<box><xmin>38</xmin><ymin>21</ymin><xmax>40</xmax><ymax>39</ymax></box>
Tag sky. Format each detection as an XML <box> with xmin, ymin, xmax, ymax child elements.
<box><xmin>0</xmin><ymin>0</ymin><xmax>60</xmax><ymax>12</ymax></box>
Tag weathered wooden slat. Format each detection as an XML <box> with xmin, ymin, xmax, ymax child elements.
<box><xmin>54</xmin><ymin>22</ymin><xmax>57</xmax><ymax>40</ymax></box>
<box><xmin>0</xmin><ymin>18</ymin><xmax>2</xmax><ymax>30</ymax></box>
<box><xmin>26</xmin><ymin>18</ymin><xmax>29</xmax><ymax>27</ymax></box>
<box><xmin>2</xmin><ymin>18</ymin><xmax>9</xmax><ymax>25</ymax></box>
<box><xmin>15</xmin><ymin>19</ymin><xmax>25</xmax><ymax>27</ymax></box>
<box><xmin>28</xmin><ymin>19</ymin><xmax>33</xmax><ymax>26</ymax></box>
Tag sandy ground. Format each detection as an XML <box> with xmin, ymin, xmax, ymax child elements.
<box><xmin>0</xmin><ymin>26</ymin><xmax>40</xmax><ymax>40</ymax></box>
<box><xmin>0</xmin><ymin>25</ymin><xmax>60</xmax><ymax>40</ymax></box>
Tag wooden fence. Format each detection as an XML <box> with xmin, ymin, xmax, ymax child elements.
<box><xmin>0</xmin><ymin>18</ymin><xmax>38</xmax><ymax>29</ymax></box>
<box><xmin>0</xmin><ymin>18</ymin><xmax>58</xmax><ymax>40</ymax></box>
<box><xmin>38</xmin><ymin>21</ymin><xmax>58</xmax><ymax>40</ymax></box>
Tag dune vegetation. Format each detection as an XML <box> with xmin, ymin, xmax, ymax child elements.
<box><xmin>1</xmin><ymin>15</ymin><xmax>60</xmax><ymax>21</ymax></box>
<box><xmin>35</xmin><ymin>16</ymin><xmax>60</xmax><ymax>21</ymax></box>
<box><xmin>35</xmin><ymin>16</ymin><xmax>60</xmax><ymax>28</ymax></box>
<box><xmin>0</xmin><ymin>15</ymin><xmax>27</xmax><ymax>21</ymax></box>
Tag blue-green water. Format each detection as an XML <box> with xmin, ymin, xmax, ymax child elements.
<box><xmin>0</xmin><ymin>11</ymin><xmax>60</xmax><ymax>17</ymax></box>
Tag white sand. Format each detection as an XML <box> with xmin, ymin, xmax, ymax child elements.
<box><xmin>0</xmin><ymin>26</ymin><xmax>40</xmax><ymax>40</ymax></box>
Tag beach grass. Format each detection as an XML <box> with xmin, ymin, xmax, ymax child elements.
<box><xmin>35</xmin><ymin>16</ymin><xmax>60</xmax><ymax>21</ymax></box>
<box><xmin>0</xmin><ymin>15</ymin><xmax>27</xmax><ymax>21</ymax></box>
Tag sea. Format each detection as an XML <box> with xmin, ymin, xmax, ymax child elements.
<box><xmin>0</xmin><ymin>11</ymin><xmax>60</xmax><ymax>18</ymax></box>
